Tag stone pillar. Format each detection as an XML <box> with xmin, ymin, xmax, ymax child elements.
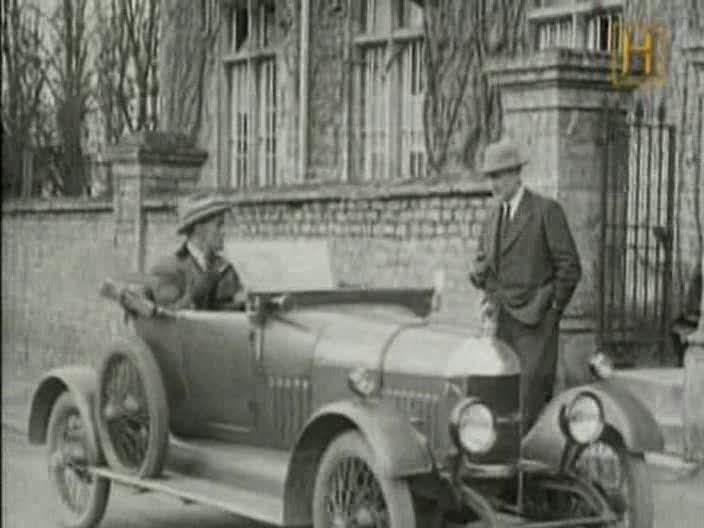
<box><xmin>682</xmin><ymin>43</ymin><xmax>704</xmax><ymax>463</ymax></box>
<box><xmin>105</xmin><ymin>131</ymin><xmax>207</xmax><ymax>272</ymax></box>
<box><xmin>487</xmin><ymin>49</ymin><xmax>633</xmax><ymax>390</ymax></box>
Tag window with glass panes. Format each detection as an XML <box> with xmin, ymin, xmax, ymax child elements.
<box><xmin>224</xmin><ymin>2</ymin><xmax>279</xmax><ymax>189</ymax></box>
<box><xmin>585</xmin><ymin>10</ymin><xmax>622</xmax><ymax>52</ymax></box>
<box><xmin>531</xmin><ymin>0</ymin><xmax>622</xmax><ymax>53</ymax></box>
<box><xmin>353</xmin><ymin>0</ymin><xmax>425</xmax><ymax>181</ymax></box>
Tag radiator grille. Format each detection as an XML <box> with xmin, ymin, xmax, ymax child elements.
<box><xmin>465</xmin><ymin>374</ymin><xmax>521</xmax><ymax>464</ymax></box>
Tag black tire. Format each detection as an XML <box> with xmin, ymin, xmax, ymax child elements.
<box><xmin>96</xmin><ymin>337</ymin><xmax>169</xmax><ymax>478</ymax></box>
<box><xmin>574</xmin><ymin>439</ymin><xmax>654</xmax><ymax>528</ymax></box>
<box><xmin>312</xmin><ymin>431</ymin><xmax>416</xmax><ymax>528</ymax></box>
<box><xmin>47</xmin><ymin>392</ymin><xmax>110</xmax><ymax>528</ymax></box>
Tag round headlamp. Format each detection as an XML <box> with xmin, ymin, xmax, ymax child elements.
<box><xmin>450</xmin><ymin>399</ymin><xmax>496</xmax><ymax>454</ymax></box>
<box><xmin>565</xmin><ymin>392</ymin><xmax>604</xmax><ymax>444</ymax></box>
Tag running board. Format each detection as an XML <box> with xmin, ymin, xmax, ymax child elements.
<box><xmin>166</xmin><ymin>435</ymin><xmax>290</xmax><ymax>499</ymax></box>
<box><xmin>91</xmin><ymin>467</ymin><xmax>284</xmax><ymax>526</ymax></box>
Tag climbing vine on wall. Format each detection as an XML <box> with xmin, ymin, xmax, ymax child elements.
<box><xmin>421</xmin><ymin>0</ymin><xmax>528</xmax><ymax>176</ymax></box>
<box><xmin>158</xmin><ymin>0</ymin><xmax>220</xmax><ymax>142</ymax></box>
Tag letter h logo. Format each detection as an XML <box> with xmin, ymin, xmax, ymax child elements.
<box><xmin>611</xmin><ymin>23</ymin><xmax>667</xmax><ymax>88</ymax></box>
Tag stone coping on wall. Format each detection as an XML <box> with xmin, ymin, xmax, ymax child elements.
<box><xmin>219</xmin><ymin>178</ymin><xmax>492</xmax><ymax>205</ymax></box>
<box><xmin>1</xmin><ymin>199</ymin><xmax>113</xmax><ymax>215</ymax></box>
<box><xmin>130</xmin><ymin>178</ymin><xmax>493</xmax><ymax>210</ymax></box>
<box><xmin>2</xmin><ymin>178</ymin><xmax>493</xmax><ymax>215</ymax></box>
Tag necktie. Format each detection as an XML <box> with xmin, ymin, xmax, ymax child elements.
<box><xmin>502</xmin><ymin>203</ymin><xmax>511</xmax><ymax>237</ymax></box>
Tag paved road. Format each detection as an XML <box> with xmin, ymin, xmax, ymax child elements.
<box><xmin>3</xmin><ymin>425</ymin><xmax>704</xmax><ymax>527</ymax></box>
<box><xmin>1</xmin><ymin>428</ymin><xmax>266</xmax><ymax>528</ymax></box>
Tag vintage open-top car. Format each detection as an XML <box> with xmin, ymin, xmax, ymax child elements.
<box><xmin>27</xmin><ymin>241</ymin><xmax>664</xmax><ymax>527</ymax></box>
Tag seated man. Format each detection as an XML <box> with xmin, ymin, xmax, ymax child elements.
<box><xmin>149</xmin><ymin>192</ymin><xmax>245</xmax><ymax>310</ymax></box>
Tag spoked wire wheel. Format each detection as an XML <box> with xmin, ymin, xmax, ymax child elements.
<box><xmin>47</xmin><ymin>392</ymin><xmax>110</xmax><ymax>528</ymax></box>
<box><xmin>313</xmin><ymin>431</ymin><xmax>416</xmax><ymax>528</ymax></box>
<box><xmin>326</xmin><ymin>458</ymin><xmax>388</xmax><ymax>526</ymax></box>
<box><xmin>573</xmin><ymin>439</ymin><xmax>654</xmax><ymax>528</ymax></box>
<box><xmin>96</xmin><ymin>338</ymin><xmax>169</xmax><ymax>478</ymax></box>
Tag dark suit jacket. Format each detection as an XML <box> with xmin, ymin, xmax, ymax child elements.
<box><xmin>471</xmin><ymin>189</ymin><xmax>582</xmax><ymax>325</ymax></box>
<box><xmin>148</xmin><ymin>244</ymin><xmax>244</xmax><ymax>310</ymax></box>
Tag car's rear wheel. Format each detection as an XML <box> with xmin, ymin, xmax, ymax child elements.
<box><xmin>47</xmin><ymin>392</ymin><xmax>110</xmax><ymax>528</ymax></box>
<box><xmin>96</xmin><ymin>338</ymin><xmax>169</xmax><ymax>478</ymax></box>
<box><xmin>574</xmin><ymin>438</ymin><xmax>654</xmax><ymax>528</ymax></box>
<box><xmin>312</xmin><ymin>431</ymin><xmax>416</xmax><ymax>528</ymax></box>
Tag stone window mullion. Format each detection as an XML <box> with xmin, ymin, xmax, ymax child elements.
<box><xmin>384</xmin><ymin>39</ymin><xmax>395</xmax><ymax>181</ymax></box>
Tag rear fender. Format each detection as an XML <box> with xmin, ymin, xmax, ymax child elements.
<box><xmin>522</xmin><ymin>379</ymin><xmax>665</xmax><ymax>471</ymax></box>
<box><xmin>282</xmin><ymin>398</ymin><xmax>433</xmax><ymax>525</ymax></box>
<box><xmin>27</xmin><ymin>366</ymin><xmax>101</xmax><ymax>458</ymax></box>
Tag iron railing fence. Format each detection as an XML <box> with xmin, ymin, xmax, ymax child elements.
<box><xmin>599</xmin><ymin>100</ymin><xmax>676</xmax><ymax>365</ymax></box>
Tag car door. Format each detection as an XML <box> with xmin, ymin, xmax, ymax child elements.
<box><xmin>177</xmin><ymin>311</ymin><xmax>255</xmax><ymax>438</ymax></box>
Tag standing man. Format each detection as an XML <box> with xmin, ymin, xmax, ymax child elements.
<box><xmin>470</xmin><ymin>137</ymin><xmax>582</xmax><ymax>431</ymax></box>
<box><xmin>149</xmin><ymin>192</ymin><xmax>246</xmax><ymax>310</ymax></box>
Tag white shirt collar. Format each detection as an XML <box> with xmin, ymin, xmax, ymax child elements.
<box><xmin>505</xmin><ymin>184</ymin><xmax>525</xmax><ymax>220</ymax></box>
<box><xmin>186</xmin><ymin>241</ymin><xmax>208</xmax><ymax>271</ymax></box>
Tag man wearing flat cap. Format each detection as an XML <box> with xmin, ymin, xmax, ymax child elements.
<box><xmin>149</xmin><ymin>192</ymin><xmax>245</xmax><ymax>311</ymax></box>
<box><xmin>470</xmin><ymin>137</ymin><xmax>582</xmax><ymax>431</ymax></box>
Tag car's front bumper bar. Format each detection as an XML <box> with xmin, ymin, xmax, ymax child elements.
<box><xmin>459</xmin><ymin>484</ymin><xmax>616</xmax><ymax>526</ymax></box>
<box><xmin>454</xmin><ymin>460</ymin><xmax>619</xmax><ymax>527</ymax></box>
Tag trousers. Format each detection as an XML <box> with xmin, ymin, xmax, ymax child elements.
<box><xmin>496</xmin><ymin>307</ymin><xmax>560</xmax><ymax>432</ymax></box>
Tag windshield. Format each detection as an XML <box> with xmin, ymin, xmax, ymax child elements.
<box><xmin>222</xmin><ymin>239</ymin><xmax>336</xmax><ymax>292</ymax></box>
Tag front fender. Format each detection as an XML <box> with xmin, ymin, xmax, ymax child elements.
<box><xmin>310</xmin><ymin>399</ymin><xmax>434</xmax><ymax>477</ymax></box>
<box><xmin>27</xmin><ymin>366</ymin><xmax>100</xmax><ymax>458</ymax></box>
<box><xmin>282</xmin><ymin>398</ymin><xmax>433</xmax><ymax>526</ymax></box>
<box><xmin>522</xmin><ymin>379</ymin><xmax>664</xmax><ymax>471</ymax></box>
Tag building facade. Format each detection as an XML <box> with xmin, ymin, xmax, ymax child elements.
<box><xmin>2</xmin><ymin>0</ymin><xmax>702</xmax><ymax>458</ymax></box>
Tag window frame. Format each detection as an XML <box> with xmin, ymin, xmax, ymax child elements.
<box><xmin>351</xmin><ymin>0</ymin><xmax>426</xmax><ymax>182</ymax></box>
<box><xmin>222</xmin><ymin>1</ymin><xmax>280</xmax><ymax>190</ymax></box>
<box><xmin>529</xmin><ymin>0</ymin><xmax>624</xmax><ymax>53</ymax></box>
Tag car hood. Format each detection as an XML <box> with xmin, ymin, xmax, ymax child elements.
<box><xmin>285</xmin><ymin>304</ymin><xmax>519</xmax><ymax>379</ymax></box>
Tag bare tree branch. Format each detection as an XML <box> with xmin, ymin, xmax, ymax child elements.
<box><xmin>421</xmin><ymin>0</ymin><xmax>527</xmax><ymax>176</ymax></box>
<box><xmin>2</xmin><ymin>0</ymin><xmax>54</xmax><ymax>197</ymax></box>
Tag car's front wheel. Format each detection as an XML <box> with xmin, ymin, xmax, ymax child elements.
<box><xmin>313</xmin><ymin>431</ymin><xmax>416</xmax><ymax>528</ymax></box>
<box><xmin>96</xmin><ymin>338</ymin><xmax>169</xmax><ymax>478</ymax></box>
<box><xmin>47</xmin><ymin>392</ymin><xmax>110</xmax><ymax>528</ymax></box>
<box><xmin>574</xmin><ymin>438</ymin><xmax>654</xmax><ymax>528</ymax></box>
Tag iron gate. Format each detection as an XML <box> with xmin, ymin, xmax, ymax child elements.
<box><xmin>599</xmin><ymin>101</ymin><xmax>676</xmax><ymax>365</ymax></box>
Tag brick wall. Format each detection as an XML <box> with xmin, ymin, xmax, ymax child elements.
<box><xmin>1</xmin><ymin>201</ymin><xmax>132</xmax><ymax>378</ymax></box>
<box><xmin>226</xmin><ymin>188</ymin><xmax>491</xmax><ymax>329</ymax></box>
<box><xmin>143</xmin><ymin>184</ymin><xmax>492</xmax><ymax>326</ymax></box>
<box><xmin>2</xmin><ymin>183</ymin><xmax>493</xmax><ymax>378</ymax></box>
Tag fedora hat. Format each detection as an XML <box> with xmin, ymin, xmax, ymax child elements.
<box><xmin>177</xmin><ymin>192</ymin><xmax>233</xmax><ymax>235</ymax></box>
<box><xmin>480</xmin><ymin>137</ymin><xmax>527</xmax><ymax>175</ymax></box>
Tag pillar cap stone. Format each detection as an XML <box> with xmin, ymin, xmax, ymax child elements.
<box><xmin>104</xmin><ymin>131</ymin><xmax>208</xmax><ymax>166</ymax></box>
<box><xmin>486</xmin><ymin>49</ymin><xmax>617</xmax><ymax>90</ymax></box>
